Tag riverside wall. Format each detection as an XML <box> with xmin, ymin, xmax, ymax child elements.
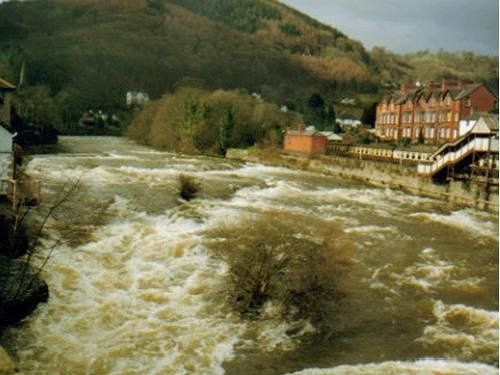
<box><xmin>226</xmin><ymin>148</ymin><xmax>499</xmax><ymax>212</ymax></box>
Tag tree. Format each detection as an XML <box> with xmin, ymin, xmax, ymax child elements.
<box><xmin>219</xmin><ymin>108</ymin><xmax>234</xmax><ymax>155</ymax></box>
<box><xmin>324</xmin><ymin>104</ymin><xmax>336</xmax><ymax>130</ymax></box>
<box><xmin>305</xmin><ymin>93</ymin><xmax>326</xmax><ymax>129</ymax></box>
<box><xmin>418</xmin><ymin>128</ymin><xmax>425</xmax><ymax>144</ymax></box>
<box><xmin>307</xmin><ymin>93</ymin><xmax>325</xmax><ymax>109</ymax></box>
<box><xmin>361</xmin><ymin>102</ymin><xmax>377</xmax><ymax>128</ymax></box>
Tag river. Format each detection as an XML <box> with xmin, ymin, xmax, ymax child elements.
<box><xmin>2</xmin><ymin>136</ymin><xmax>498</xmax><ymax>374</ymax></box>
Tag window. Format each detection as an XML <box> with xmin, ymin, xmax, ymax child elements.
<box><xmin>454</xmin><ymin>112</ymin><xmax>459</xmax><ymax>122</ymax></box>
<box><xmin>452</xmin><ymin>129</ymin><xmax>457</xmax><ymax>139</ymax></box>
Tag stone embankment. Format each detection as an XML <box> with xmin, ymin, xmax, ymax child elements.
<box><xmin>227</xmin><ymin>148</ymin><xmax>499</xmax><ymax>212</ymax></box>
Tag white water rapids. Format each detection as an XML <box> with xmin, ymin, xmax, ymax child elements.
<box><xmin>1</xmin><ymin>137</ymin><xmax>498</xmax><ymax>374</ymax></box>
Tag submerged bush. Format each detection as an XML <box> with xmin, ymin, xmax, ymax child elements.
<box><xmin>205</xmin><ymin>212</ymin><xmax>351</xmax><ymax>324</ymax></box>
<box><xmin>178</xmin><ymin>174</ymin><xmax>200</xmax><ymax>201</ymax></box>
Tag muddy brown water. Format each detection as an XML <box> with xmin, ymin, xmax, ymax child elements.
<box><xmin>1</xmin><ymin>136</ymin><xmax>498</xmax><ymax>374</ymax></box>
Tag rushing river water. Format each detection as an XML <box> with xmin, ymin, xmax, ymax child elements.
<box><xmin>2</xmin><ymin>136</ymin><xmax>498</xmax><ymax>375</ymax></box>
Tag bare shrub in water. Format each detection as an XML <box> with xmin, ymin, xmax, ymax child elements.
<box><xmin>205</xmin><ymin>212</ymin><xmax>350</xmax><ymax>323</ymax></box>
<box><xmin>178</xmin><ymin>174</ymin><xmax>200</xmax><ymax>201</ymax></box>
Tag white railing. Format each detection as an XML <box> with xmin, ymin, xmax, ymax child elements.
<box><xmin>417</xmin><ymin>137</ymin><xmax>491</xmax><ymax>176</ymax></box>
<box><xmin>348</xmin><ymin>146</ymin><xmax>431</xmax><ymax>162</ymax></box>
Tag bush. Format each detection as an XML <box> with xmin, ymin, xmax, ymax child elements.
<box><xmin>205</xmin><ymin>212</ymin><xmax>350</xmax><ymax>323</ymax></box>
<box><xmin>178</xmin><ymin>174</ymin><xmax>200</xmax><ymax>201</ymax></box>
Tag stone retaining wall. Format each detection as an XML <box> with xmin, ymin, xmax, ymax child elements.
<box><xmin>226</xmin><ymin>148</ymin><xmax>498</xmax><ymax>212</ymax></box>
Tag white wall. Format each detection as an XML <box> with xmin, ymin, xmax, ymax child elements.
<box><xmin>0</xmin><ymin>126</ymin><xmax>13</xmax><ymax>153</ymax></box>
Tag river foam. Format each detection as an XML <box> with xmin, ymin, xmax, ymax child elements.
<box><xmin>287</xmin><ymin>359</ymin><xmax>499</xmax><ymax>375</ymax></box>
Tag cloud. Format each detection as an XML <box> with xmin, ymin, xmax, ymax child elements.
<box><xmin>280</xmin><ymin>0</ymin><xmax>498</xmax><ymax>55</ymax></box>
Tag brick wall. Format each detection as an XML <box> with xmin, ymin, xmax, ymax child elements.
<box><xmin>284</xmin><ymin>134</ymin><xmax>327</xmax><ymax>154</ymax></box>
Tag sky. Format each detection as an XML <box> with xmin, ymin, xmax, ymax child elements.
<box><xmin>281</xmin><ymin>0</ymin><xmax>499</xmax><ymax>55</ymax></box>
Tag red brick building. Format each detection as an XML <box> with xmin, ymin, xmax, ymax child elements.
<box><xmin>375</xmin><ymin>80</ymin><xmax>497</xmax><ymax>143</ymax></box>
<box><xmin>283</xmin><ymin>128</ymin><xmax>327</xmax><ymax>155</ymax></box>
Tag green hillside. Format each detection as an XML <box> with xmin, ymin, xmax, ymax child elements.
<box><xmin>0</xmin><ymin>0</ymin><xmax>497</xmax><ymax>135</ymax></box>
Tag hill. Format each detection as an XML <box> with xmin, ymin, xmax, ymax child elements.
<box><xmin>0</xmin><ymin>0</ymin><xmax>497</xmax><ymax>133</ymax></box>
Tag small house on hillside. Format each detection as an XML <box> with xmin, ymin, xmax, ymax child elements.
<box><xmin>0</xmin><ymin>78</ymin><xmax>16</xmax><ymax>127</ymax></box>
<box><xmin>337</xmin><ymin>114</ymin><xmax>361</xmax><ymax>128</ymax></box>
<box><xmin>126</xmin><ymin>91</ymin><xmax>150</xmax><ymax>107</ymax></box>
<box><xmin>283</xmin><ymin>128</ymin><xmax>327</xmax><ymax>155</ymax></box>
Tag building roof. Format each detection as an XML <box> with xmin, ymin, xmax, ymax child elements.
<box><xmin>286</xmin><ymin>130</ymin><xmax>323</xmax><ymax>136</ymax></box>
<box><xmin>478</xmin><ymin>114</ymin><xmax>499</xmax><ymax>132</ymax></box>
<box><xmin>381</xmin><ymin>81</ymin><xmax>495</xmax><ymax>106</ymax></box>
<box><xmin>454</xmin><ymin>84</ymin><xmax>483</xmax><ymax>100</ymax></box>
<box><xmin>0</xmin><ymin>78</ymin><xmax>16</xmax><ymax>90</ymax></box>
<box><xmin>319</xmin><ymin>131</ymin><xmax>343</xmax><ymax>141</ymax></box>
<box><xmin>461</xmin><ymin>112</ymin><xmax>486</xmax><ymax>122</ymax></box>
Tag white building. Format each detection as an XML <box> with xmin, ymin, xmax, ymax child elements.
<box><xmin>459</xmin><ymin>113</ymin><xmax>499</xmax><ymax>137</ymax></box>
<box><xmin>126</xmin><ymin>91</ymin><xmax>150</xmax><ymax>106</ymax></box>
<box><xmin>0</xmin><ymin>125</ymin><xmax>16</xmax><ymax>195</ymax></box>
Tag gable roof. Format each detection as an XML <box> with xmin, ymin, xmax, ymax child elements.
<box><xmin>454</xmin><ymin>84</ymin><xmax>483</xmax><ymax>100</ymax></box>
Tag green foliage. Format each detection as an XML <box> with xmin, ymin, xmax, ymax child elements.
<box><xmin>417</xmin><ymin>129</ymin><xmax>425</xmax><ymax>145</ymax></box>
<box><xmin>219</xmin><ymin>109</ymin><xmax>234</xmax><ymax>155</ymax></box>
<box><xmin>147</xmin><ymin>0</ymin><xmax>165</xmax><ymax>13</ymax></box>
<box><xmin>400</xmin><ymin>137</ymin><xmax>412</xmax><ymax>147</ymax></box>
<box><xmin>0</xmin><ymin>0</ymin><xmax>497</xmax><ymax>140</ymax></box>
<box><xmin>307</xmin><ymin>93</ymin><xmax>325</xmax><ymax>108</ymax></box>
<box><xmin>324</xmin><ymin>105</ymin><xmax>336</xmax><ymax>130</ymax></box>
<box><xmin>127</xmin><ymin>87</ymin><xmax>302</xmax><ymax>154</ymax></box>
<box><xmin>280</xmin><ymin>22</ymin><xmax>301</xmax><ymax>36</ymax></box>
<box><xmin>12</xmin><ymin>86</ymin><xmax>61</xmax><ymax>144</ymax></box>
<box><xmin>170</xmin><ymin>0</ymin><xmax>281</xmax><ymax>33</ymax></box>
<box><xmin>360</xmin><ymin>102</ymin><xmax>377</xmax><ymax>127</ymax></box>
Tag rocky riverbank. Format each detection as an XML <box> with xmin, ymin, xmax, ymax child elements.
<box><xmin>0</xmin><ymin>205</ymin><xmax>49</xmax><ymax>373</ymax></box>
<box><xmin>226</xmin><ymin>148</ymin><xmax>499</xmax><ymax>212</ymax></box>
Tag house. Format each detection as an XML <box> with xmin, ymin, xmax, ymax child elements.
<box><xmin>283</xmin><ymin>127</ymin><xmax>327</xmax><ymax>155</ymax></box>
<box><xmin>126</xmin><ymin>91</ymin><xmax>150</xmax><ymax>106</ymax></box>
<box><xmin>0</xmin><ymin>78</ymin><xmax>16</xmax><ymax>127</ymax></box>
<box><xmin>0</xmin><ymin>125</ymin><xmax>16</xmax><ymax>195</ymax></box>
<box><xmin>340</xmin><ymin>97</ymin><xmax>357</xmax><ymax>106</ymax></box>
<box><xmin>375</xmin><ymin>80</ymin><xmax>497</xmax><ymax>143</ymax></box>
<box><xmin>337</xmin><ymin>114</ymin><xmax>362</xmax><ymax>128</ymax></box>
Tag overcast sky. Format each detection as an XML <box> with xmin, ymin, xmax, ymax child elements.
<box><xmin>281</xmin><ymin>0</ymin><xmax>498</xmax><ymax>55</ymax></box>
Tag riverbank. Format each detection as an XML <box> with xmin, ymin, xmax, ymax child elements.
<box><xmin>0</xmin><ymin>202</ymin><xmax>49</xmax><ymax>373</ymax></box>
<box><xmin>226</xmin><ymin>148</ymin><xmax>499</xmax><ymax>212</ymax></box>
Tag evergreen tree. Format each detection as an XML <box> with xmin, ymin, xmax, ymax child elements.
<box><xmin>361</xmin><ymin>102</ymin><xmax>377</xmax><ymax>127</ymax></box>
<box><xmin>324</xmin><ymin>104</ymin><xmax>336</xmax><ymax>130</ymax></box>
<box><xmin>305</xmin><ymin>93</ymin><xmax>326</xmax><ymax>129</ymax></box>
<box><xmin>219</xmin><ymin>109</ymin><xmax>234</xmax><ymax>155</ymax></box>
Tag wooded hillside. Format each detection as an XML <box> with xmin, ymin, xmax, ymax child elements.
<box><xmin>0</xmin><ymin>0</ymin><xmax>497</xmax><ymax>133</ymax></box>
